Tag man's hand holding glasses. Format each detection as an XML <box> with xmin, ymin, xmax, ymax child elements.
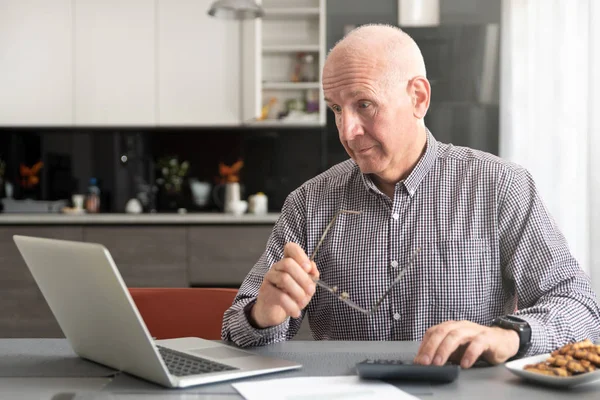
<box><xmin>249</xmin><ymin>242</ymin><xmax>319</xmax><ymax>329</ymax></box>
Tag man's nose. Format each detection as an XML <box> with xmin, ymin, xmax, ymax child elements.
<box><xmin>338</xmin><ymin>111</ymin><xmax>362</xmax><ymax>141</ymax></box>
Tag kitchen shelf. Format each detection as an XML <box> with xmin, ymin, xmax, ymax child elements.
<box><xmin>244</xmin><ymin>118</ymin><xmax>321</xmax><ymax>127</ymax></box>
<box><xmin>263</xmin><ymin>44</ymin><xmax>320</xmax><ymax>53</ymax></box>
<box><xmin>262</xmin><ymin>82</ymin><xmax>320</xmax><ymax>89</ymax></box>
<box><xmin>263</xmin><ymin>7</ymin><xmax>320</xmax><ymax>18</ymax></box>
<box><xmin>242</xmin><ymin>0</ymin><xmax>326</xmax><ymax>127</ymax></box>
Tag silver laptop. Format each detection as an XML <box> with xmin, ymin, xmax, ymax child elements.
<box><xmin>13</xmin><ymin>235</ymin><xmax>301</xmax><ymax>388</ymax></box>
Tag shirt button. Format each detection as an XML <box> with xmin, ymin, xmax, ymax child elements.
<box><xmin>390</xmin><ymin>260</ymin><xmax>398</xmax><ymax>268</ymax></box>
<box><xmin>392</xmin><ymin>213</ymin><xmax>399</xmax><ymax>220</ymax></box>
<box><xmin>393</xmin><ymin>313</ymin><xmax>401</xmax><ymax>321</ymax></box>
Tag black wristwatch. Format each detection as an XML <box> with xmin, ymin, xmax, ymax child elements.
<box><xmin>491</xmin><ymin>315</ymin><xmax>532</xmax><ymax>359</ymax></box>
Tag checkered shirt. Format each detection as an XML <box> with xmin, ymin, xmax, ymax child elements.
<box><xmin>222</xmin><ymin>130</ymin><xmax>600</xmax><ymax>355</ymax></box>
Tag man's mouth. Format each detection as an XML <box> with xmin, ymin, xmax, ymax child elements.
<box><xmin>357</xmin><ymin>146</ymin><xmax>374</xmax><ymax>154</ymax></box>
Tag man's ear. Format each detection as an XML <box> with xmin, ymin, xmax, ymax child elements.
<box><xmin>409</xmin><ymin>76</ymin><xmax>431</xmax><ymax>119</ymax></box>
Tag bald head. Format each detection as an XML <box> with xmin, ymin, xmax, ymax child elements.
<box><xmin>324</xmin><ymin>24</ymin><xmax>426</xmax><ymax>91</ymax></box>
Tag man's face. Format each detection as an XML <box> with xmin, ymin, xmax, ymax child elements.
<box><xmin>323</xmin><ymin>53</ymin><xmax>416</xmax><ymax>178</ymax></box>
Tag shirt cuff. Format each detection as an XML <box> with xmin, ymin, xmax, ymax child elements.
<box><xmin>509</xmin><ymin>314</ymin><xmax>548</xmax><ymax>356</ymax></box>
<box><xmin>227</xmin><ymin>300</ymin><xmax>290</xmax><ymax>347</ymax></box>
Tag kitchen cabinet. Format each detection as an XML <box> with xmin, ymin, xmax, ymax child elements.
<box><xmin>157</xmin><ymin>0</ymin><xmax>241</xmax><ymax>126</ymax></box>
<box><xmin>0</xmin><ymin>223</ymin><xmax>273</xmax><ymax>337</ymax></box>
<box><xmin>83</xmin><ymin>226</ymin><xmax>188</xmax><ymax>288</ymax></box>
<box><xmin>242</xmin><ymin>0</ymin><xmax>327</xmax><ymax>127</ymax></box>
<box><xmin>1</xmin><ymin>0</ymin><xmax>246</xmax><ymax>127</ymax></box>
<box><xmin>0</xmin><ymin>0</ymin><xmax>73</xmax><ymax>126</ymax></box>
<box><xmin>187</xmin><ymin>226</ymin><xmax>273</xmax><ymax>286</ymax></box>
<box><xmin>74</xmin><ymin>0</ymin><xmax>156</xmax><ymax>125</ymax></box>
<box><xmin>0</xmin><ymin>227</ymin><xmax>83</xmax><ymax>338</ymax></box>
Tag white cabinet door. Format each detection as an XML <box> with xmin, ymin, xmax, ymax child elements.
<box><xmin>157</xmin><ymin>0</ymin><xmax>240</xmax><ymax>126</ymax></box>
<box><xmin>74</xmin><ymin>0</ymin><xmax>155</xmax><ymax>125</ymax></box>
<box><xmin>0</xmin><ymin>0</ymin><xmax>73</xmax><ymax>126</ymax></box>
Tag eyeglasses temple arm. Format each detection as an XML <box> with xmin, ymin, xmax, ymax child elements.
<box><xmin>309</xmin><ymin>210</ymin><xmax>361</xmax><ymax>262</ymax></box>
<box><xmin>369</xmin><ymin>247</ymin><xmax>422</xmax><ymax>314</ymax></box>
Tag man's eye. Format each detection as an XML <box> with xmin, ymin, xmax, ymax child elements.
<box><xmin>331</xmin><ymin>105</ymin><xmax>341</xmax><ymax>113</ymax></box>
<box><xmin>359</xmin><ymin>102</ymin><xmax>371</xmax><ymax>109</ymax></box>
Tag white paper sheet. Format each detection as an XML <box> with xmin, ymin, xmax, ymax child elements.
<box><xmin>232</xmin><ymin>376</ymin><xmax>419</xmax><ymax>400</ymax></box>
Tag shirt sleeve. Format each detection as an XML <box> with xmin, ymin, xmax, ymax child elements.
<box><xmin>221</xmin><ymin>187</ymin><xmax>309</xmax><ymax>347</ymax></box>
<box><xmin>498</xmin><ymin>167</ymin><xmax>600</xmax><ymax>355</ymax></box>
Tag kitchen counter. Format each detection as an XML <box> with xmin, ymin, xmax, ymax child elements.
<box><xmin>0</xmin><ymin>212</ymin><xmax>281</xmax><ymax>225</ymax></box>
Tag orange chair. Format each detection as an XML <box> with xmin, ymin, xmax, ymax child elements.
<box><xmin>128</xmin><ymin>287</ymin><xmax>238</xmax><ymax>340</ymax></box>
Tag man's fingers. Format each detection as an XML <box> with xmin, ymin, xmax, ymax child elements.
<box><xmin>273</xmin><ymin>258</ymin><xmax>316</xmax><ymax>298</ymax></box>
<box><xmin>448</xmin><ymin>344</ymin><xmax>468</xmax><ymax>365</ymax></box>
<box><xmin>432</xmin><ymin>329</ymin><xmax>472</xmax><ymax>366</ymax></box>
<box><xmin>416</xmin><ymin>322</ymin><xmax>515</xmax><ymax>369</ymax></box>
<box><xmin>255</xmin><ymin>242</ymin><xmax>319</xmax><ymax>325</ymax></box>
<box><xmin>267</xmin><ymin>286</ymin><xmax>302</xmax><ymax>318</ymax></box>
<box><xmin>460</xmin><ymin>333</ymin><xmax>491</xmax><ymax>368</ymax></box>
<box><xmin>268</xmin><ymin>268</ymin><xmax>309</xmax><ymax>306</ymax></box>
<box><xmin>415</xmin><ymin>321</ymin><xmax>458</xmax><ymax>365</ymax></box>
<box><xmin>309</xmin><ymin>261</ymin><xmax>320</xmax><ymax>280</ymax></box>
<box><xmin>283</xmin><ymin>242</ymin><xmax>312</xmax><ymax>272</ymax></box>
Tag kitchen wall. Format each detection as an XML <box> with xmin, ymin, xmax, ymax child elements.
<box><xmin>327</xmin><ymin>0</ymin><xmax>500</xmax><ymax>49</ymax></box>
<box><xmin>0</xmin><ymin>0</ymin><xmax>501</xmax><ymax>213</ymax></box>
<box><xmin>325</xmin><ymin>0</ymin><xmax>501</xmax><ymax>166</ymax></box>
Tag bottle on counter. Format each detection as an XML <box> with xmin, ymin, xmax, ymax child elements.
<box><xmin>86</xmin><ymin>177</ymin><xmax>101</xmax><ymax>213</ymax></box>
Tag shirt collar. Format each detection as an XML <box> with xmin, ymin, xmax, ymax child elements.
<box><xmin>358</xmin><ymin>128</ymin><xmax>439</xmax><ymax>197</ymax></box>
<box><xmin>403</xmin><ymin>128</ymin><xmax>438</xmax><ymax>196</ymax></box>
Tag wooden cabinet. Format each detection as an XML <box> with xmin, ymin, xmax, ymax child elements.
<box><xmin>0</xmin><ymin>227</ymin><xmax>83</xmax><ymax>338</ymax></box>
<box><xmin>157</xmin><ymin>0</ymin><xmax>241</xmax><ymax>126</ymax></box>
<box><xmin>83</xmin><ymin>226</ymin><xmax>187</xmax><ymax>287</ymax></box>
<box><xmin>0</xmin><ymin>0</ymin><xmax>73</xmax><ymax>126</ymax></box>
<box><xmin>0</xmin><ymin>224</ymin><xmax>276</xmax><ymax>338</ymax></box>
<box><xmin>187</xmin><ymin>226</ymin><xmax>273</xmax><ymax>286</ymax></box>
<box><xmin>74</xmin><ymin>0</ymin><xmax>156</xmax><ymax>125</ymax></box>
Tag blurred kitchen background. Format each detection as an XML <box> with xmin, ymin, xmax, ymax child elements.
<box><xmin>0</xmin><ymin>0</ymin><xmax>501</xmax><ymax>214</ymax></box>
<box><xmin>2</xmin><ymin>0</ymin><xmax>600</xmax><ymax>338</ymax></box>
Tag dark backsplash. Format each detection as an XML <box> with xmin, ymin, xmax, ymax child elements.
<box><xmin>0</xmin><ymin>127</ymin><xmax>326</xmax><ymax>212</ymax></box>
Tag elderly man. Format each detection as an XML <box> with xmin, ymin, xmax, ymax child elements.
<box><xmin>221</xmin><ymin>24</ymin><xmax>600</xmax><ymax>368</ymax></box>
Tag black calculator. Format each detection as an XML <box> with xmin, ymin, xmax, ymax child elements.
<box><xmin>356</xmin><ymin>358</ymin><xmax>460</xmax><ymax>383</ymax></box>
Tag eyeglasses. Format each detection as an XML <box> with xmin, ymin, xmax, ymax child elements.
<box><xmin>309</xmin><ymin>209</ymin><xmax>422</xmax><ymax>316</ymax></box>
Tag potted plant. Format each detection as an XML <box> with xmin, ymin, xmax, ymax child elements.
<box><xmin>155</xmin><ymin>156</ymin><xmax>190</xmax><ymax>211</ymax></box>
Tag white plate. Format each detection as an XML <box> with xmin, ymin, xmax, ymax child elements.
<box><xmin>505</xmin><ymin>353</ymin><xmax>600</xmax><ymax>388</ymax></box>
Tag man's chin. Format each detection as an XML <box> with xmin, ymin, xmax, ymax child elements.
<box><xmin>353</xmin><ymin>160</ymin><xmax>379</xmax><ymax>175</ymax></box>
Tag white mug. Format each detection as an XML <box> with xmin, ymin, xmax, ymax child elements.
<box><xmin>125</xmin><ymin>198</ymin><xmax>143</xmax><ymax>214</ymax></box>
<box><xmin>72</xmin><ymin>194</ymin><xmax>85</xmax><ymax>210</ymax></box>
<box><xmin>229</xmin><ymin>200</ymin><xmax>248</xmax><ymax>216</ymax></box>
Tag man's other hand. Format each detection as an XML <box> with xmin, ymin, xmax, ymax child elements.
<box><xmin>414</xmin><ymin>320</ymin><xmax>520</xmax><ymax>368</ymax></box>
<box><xmin>249</xmin><ymin>242</ymin><xmax>319</xmax><ymax>329</ymax></box>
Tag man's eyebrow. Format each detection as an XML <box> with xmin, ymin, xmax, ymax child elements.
<box><xmin>325</xmin><ymin>91</ymin><xmax>366</xmax><ymax>103</ymax></box>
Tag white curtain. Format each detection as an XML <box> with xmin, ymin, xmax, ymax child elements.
<box><xmin>500</xmin><ymin>0</ymin><xmax>597</xmax><ymax>291</ymax></box>
<box><xmin>590</xmin><ymin>0</ymin><xmax>600</xmax><ymax>297</ymax></box>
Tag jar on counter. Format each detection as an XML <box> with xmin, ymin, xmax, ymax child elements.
<box><xmin>86</xmin><ymin>177</ymin><xmax>101</xmax><ymax>213</ymax></box>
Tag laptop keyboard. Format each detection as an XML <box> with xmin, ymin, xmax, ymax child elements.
<box><xmin>156</xmin><ymin>345</ymin><xmax>238</xmax><ymax>377</ymax></box>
